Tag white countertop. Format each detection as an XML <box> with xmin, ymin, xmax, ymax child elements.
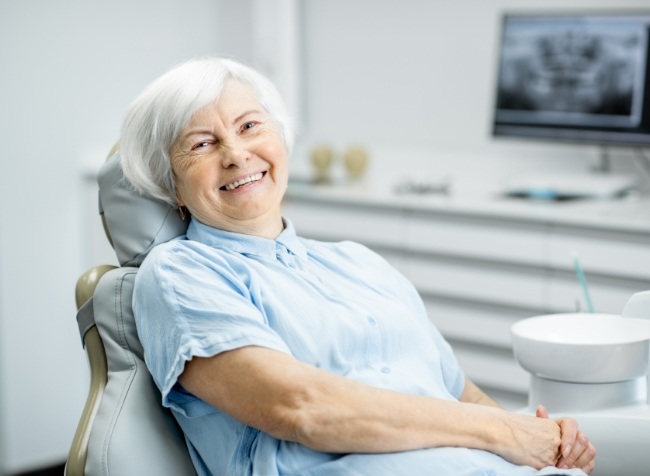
<box><xmin>286</xmin><ymin>179</ymin><xmax>650</xmax><ymax>234</ymax></box>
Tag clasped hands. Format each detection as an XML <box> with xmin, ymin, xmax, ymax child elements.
<box><xmin>536</xmin><ymin>404</ymin><xmax>596</xmax><ymax>474</ymax></box>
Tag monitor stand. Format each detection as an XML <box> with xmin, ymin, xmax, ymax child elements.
<box><xmin>502</xmin><ymin>145</ymin><xmax>642</xmax><ymax>200</ymax></box>
<box><xmin>593</xmin><ymin>145</ymin><xmax>613</xmax><ymax>173</ymax></box>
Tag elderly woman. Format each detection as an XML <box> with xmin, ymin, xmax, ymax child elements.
<box><xmin>120</xmin><ymin>57</ymin><xmax>595</xmax><ymax>476</ymax></box>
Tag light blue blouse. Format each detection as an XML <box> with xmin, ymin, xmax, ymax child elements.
<box><xmin>134</xmin><ymin>218</ymin><xmax>585</xmax><ymax>476</ymax></box>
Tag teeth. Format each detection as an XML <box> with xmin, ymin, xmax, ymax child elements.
<box><xmin>224</xmin><ymin>172</ymin><xmax>264</xmax><ymax>191</ymax></box>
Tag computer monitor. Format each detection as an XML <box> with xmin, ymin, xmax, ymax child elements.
<box><xmin>492</xmin><ymin>11</ymin><xmax>650</xmax><ymax>147</ymax></box>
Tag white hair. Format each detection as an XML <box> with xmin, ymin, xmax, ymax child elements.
<box><xmin>119</xmin><ymin>57</ymin><xmax>294</xmax><ymax>205</ymax></box>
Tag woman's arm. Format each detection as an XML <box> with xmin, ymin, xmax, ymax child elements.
<box><xmin>179</xmin><ymin>345</ymin><xmax>566</xmax><ymax>470</ymax></box>
<box><xmin>459</xmin><ymin>377</ymin><xmax>502</xmax><ymax>408</ymax></box>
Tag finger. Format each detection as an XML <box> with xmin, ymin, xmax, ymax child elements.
<box><xmin>557</xmin><ymin>432</ymin><xmax>588</xmax><ymax>468</ymax></box>
<box><xmin>561</xmin><ymin>451</ymin><xmax>595</xmax><ymax>475</ymax></box>
<box><xmin>557</xmin><ymin>419</ymin><xmax>579</xmax><ymax>460</ymax></box>
<box><xmin>572</xmin><ymin>441</ymin><xmax>596</xmax><ymax>472</ymax></box>
<box><xmin>536</xmin><ymin>404</ymin><xmax>549</xmax><ymax>419</ymax></box>
<box><xmin>582</xmin><ymin>460</ymin><xmax>596</xmax><ymax>475</ymax></box>
<box><xmin>580</xmin><ymin>453</ymin><xmax>596</xmax><ymax>475</ymax></box>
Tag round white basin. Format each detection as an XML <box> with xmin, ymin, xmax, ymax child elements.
<box><xmin>511</xmin><ymin>313</ymin><xmax>650</xmax><ymax>383</ymax></box>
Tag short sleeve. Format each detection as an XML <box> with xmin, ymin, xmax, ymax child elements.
<box><xmin>133</xmin><ymin>240</ymin><xmax>292</xmax><ymax>413</ymax></box>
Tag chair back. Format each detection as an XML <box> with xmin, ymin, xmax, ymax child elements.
<box><xmin>66</xmin><ymin>152</ymin><xmax>195</xmax><ymax>475</ymax></box>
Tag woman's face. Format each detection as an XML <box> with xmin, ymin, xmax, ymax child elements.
<box><xmin>170</xmin><ymin>80</ymin><xmax>288</xmax><ymax>238</ymax></box>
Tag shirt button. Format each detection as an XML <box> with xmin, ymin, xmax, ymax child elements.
<box><xmin>381</xmin><ymin>366</ymin><xmax>391</xmax><ymax>374</ymax></box>
<box><xmin>367</xmin><ymin>316</ymin><xmax>376</xmax><ymax>326</ymax></box>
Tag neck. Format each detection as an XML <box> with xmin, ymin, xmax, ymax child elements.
<box><xmin>198</xmin><ymin>215</ymin><xmax>285</xmax><ymax>240</ymax></box>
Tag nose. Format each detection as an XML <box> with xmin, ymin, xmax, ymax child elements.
<box><xmin>221</xmin><ymin>136</ymin><xmax>251</xmax><ymax>168</ymax></box>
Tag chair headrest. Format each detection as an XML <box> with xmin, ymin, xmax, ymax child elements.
<box><xmin>98</xmin><ymin>153</ymin><xmax>189</xmax><ymax>266</ymax></box>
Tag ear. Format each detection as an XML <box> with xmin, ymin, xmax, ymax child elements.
<box><xmin>174</xmin><ymin>184</ymin><xmax>186</xmax><ymax>207</ymax></box>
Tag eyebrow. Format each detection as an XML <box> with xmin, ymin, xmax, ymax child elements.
<box><xmin>232</xmin><ymin>108</ymin><xmax>264</xmax><ymax>126</ymax></box>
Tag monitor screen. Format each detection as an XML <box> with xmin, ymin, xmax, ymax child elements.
<box><xmin>492</xmin><ymin>12</ymin><xmax>650</xmax><ymax>146</ymax></box>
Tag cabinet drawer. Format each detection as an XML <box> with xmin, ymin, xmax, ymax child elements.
<box><xmin>422</xmin><ymin>298</ymin><xmax>531</xmax><ymax>349</ymax></box>
<box><xmin>546</xmin><ymin>273</ymin><xmax>645</xmax><ymax>314</ymax></box>
<box><xmin>548</xmin><ymin>227</ymin><xmax>650</xmax><ymax>280</ymax></box>
<box><xmin>407</xmin><ymin>212</ymin><xmax>546</xmax><ymax>266</ymax></box>
<box><xmin>283</xmin><ymin>200</ymin><xmax>405</xmax><ymax>248</ymax></box>
<box><xmin>408</xmin><ymin>257</ymin><xmax>546</xmax><ymax>310</ymax></box>
<box><xmin>453</xmin><ymin>345</ymin><xmax>530</xmax><ymax>395</ymax></box>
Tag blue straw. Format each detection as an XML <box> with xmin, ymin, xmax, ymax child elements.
<box><xmin>572</xmin><ymin>251</ymin><xmax>594</xmax><ymax>313</ymax></box>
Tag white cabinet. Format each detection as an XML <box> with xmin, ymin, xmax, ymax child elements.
<box><xmin>283</xmin><ymin>189</ymin><xmax>650</xmax><ymax>409</ymax></box>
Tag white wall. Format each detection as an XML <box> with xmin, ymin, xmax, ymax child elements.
<box><xmin>0</xmin><ymin>1</ymin><xmax>227</xmax><ymax>473</ymax></box>
<box><xmin>296</xmin><ymin>0</ymin><xmax>650</xmax><ymax>189</ymax></box>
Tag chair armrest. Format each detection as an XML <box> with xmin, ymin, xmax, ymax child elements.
<box><xmin>66</xmin><ymin>265</ymin><xmax>117</xmax><ymax>476</ymax></box>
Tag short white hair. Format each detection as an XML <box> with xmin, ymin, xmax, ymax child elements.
<box><xmin>119</xmin><ymin>57</ymin><xmax>294</xmax><ymax>205</ymax></box>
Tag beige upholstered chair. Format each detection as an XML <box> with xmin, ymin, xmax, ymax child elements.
<box><xmin>66</xmin><ymin>150</ymin><xmax>196</xmax><ymax>475</ymax></box>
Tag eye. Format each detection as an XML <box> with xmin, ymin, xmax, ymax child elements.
<box><xmin>191</xmin><ymin>140</ymin><xmax>214</xmax><ymax>151</ymax></box>
<box><xmin>241</xmin><ymin>121</ymin><xmax>257</xmax><ymax>132</ymax></box>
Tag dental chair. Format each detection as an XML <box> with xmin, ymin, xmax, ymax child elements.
<box><xmin>66</xmin><ymin>150</ymin><xmax>196</xmax><ymax>475</ymax></box>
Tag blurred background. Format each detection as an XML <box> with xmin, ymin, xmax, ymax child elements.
<box><xmin>1</xmin><ymin>0</ymin><xmax>649</xmax><ymax>473</ymax></box>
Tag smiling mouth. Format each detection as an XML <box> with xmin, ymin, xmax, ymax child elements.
<box><xmin>221</xmin><ymin>172</ymin><xmax>265</xmax><ymax>191</ymax></box>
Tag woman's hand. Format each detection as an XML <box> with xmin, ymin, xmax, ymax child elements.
<box><xmin>536</xmin><ymin>405</ymin><xmax>596</xmax><ymax>474</ymax></box>
<box><xmin>461</xmin><ymin>380</ymin><xmax>572</xmax><ymax>470</ymax></box>
<box><xmin>495</xmin><ymin>411</ymin><xmax>563</xmax><ymax>469</ymax></box>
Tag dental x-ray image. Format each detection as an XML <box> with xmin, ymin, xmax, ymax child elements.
<box><xmin>495</xmin><ymin>15</ymin><xmax>648</xmax><ymax>128</ymax></box>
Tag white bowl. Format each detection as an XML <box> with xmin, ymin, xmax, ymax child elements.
<box><xmin>511</xmin><ymin>313</ymin><xmax>650</xmax><ymax>383</ymax></box>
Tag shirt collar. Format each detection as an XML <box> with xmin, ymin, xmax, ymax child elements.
<box><xmin>186</xmin><ymin>217</ymin><xmax>308</xmax><ymax>261</ymax></box>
